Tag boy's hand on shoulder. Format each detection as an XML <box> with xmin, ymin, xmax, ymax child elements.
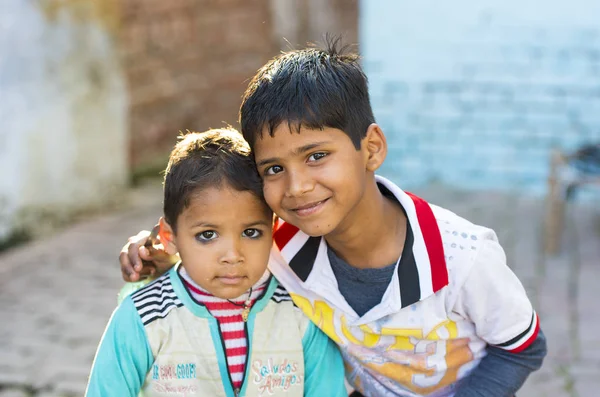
<box><xmin>119</xmin><ymin>225</ymin><xmax>177</xmax><ymax>282</ymax></box>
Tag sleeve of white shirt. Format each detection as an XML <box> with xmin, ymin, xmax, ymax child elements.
<box><xmin>453</xmin><ymin>237</ymin><xmax>540</xmax><ymax>352</ymax></box>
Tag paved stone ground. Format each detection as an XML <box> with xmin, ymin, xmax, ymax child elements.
<box><xmin>0</xmin><ymin>181</ymin><xmax>598</xmax><ymax>397</ymax></box>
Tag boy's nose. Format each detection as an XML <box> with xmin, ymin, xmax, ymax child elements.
<box><xmin>285</xmin><ymin>170</ymin><xmax>314</xmax><ymax>197</ymax></box>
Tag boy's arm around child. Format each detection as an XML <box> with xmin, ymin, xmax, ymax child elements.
<box><xmin>451</xmin><ymin>234</ymin><xmax>547</xmax><ymax>396</ymax></box>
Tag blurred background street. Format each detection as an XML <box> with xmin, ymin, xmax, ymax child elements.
<box><xmin>1</xmin><ymin>0</ymin><xmax>599</xmax><ymax>396</ymax></box>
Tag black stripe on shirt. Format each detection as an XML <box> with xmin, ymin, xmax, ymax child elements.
<box><xmin>495</xmin><ymin>313</ymin><xmax>536</xmax><ymax>347</ymax></box>
<box><xmin>139</xmin><ymin>302</ymin><xmax>184</xmax><ymax>326</ymax></box>
<box><xmin>289</xmin><ymin>236</ymin><xmax>321</xmax><ymax>282</ymax></box>
<box><xmin>379</xmin><ymin>183</ymin><xmax>422</xmax><ymax>308</ymax></box>
<box><xmin>397</xmin><ymin>216</ymin><xmax>421</xmax><ymax>308</ymax></box>
<box><xmin>131</xmin><ymin>273</ymin><xmax>183</xmax><ymax>326</ymax></box>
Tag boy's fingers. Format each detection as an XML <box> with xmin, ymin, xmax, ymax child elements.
<box><xmin>139</xmin><ymin>246</ymin><xmax>151</xmax><ymax>261</ymax></box>
<box><xmin>119</xmin><ymin>229</ymin><xmax>154</xmax><ymax>282</ymax></box>
<box><xmin>128</xmin><ymin>240</ymin><xmax>143</xmax><ymax>269</ymax></box>
<box><xmin>119</xmin><ymin>226</ymin><xmax>175</xmax><ymax>282</ymax></box>
<box><xmin>119</xmin><ymin>247</ymin><xmax>138</xmax><ymax>282</ymax></box>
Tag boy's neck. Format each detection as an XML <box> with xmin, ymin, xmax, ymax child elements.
<box><xmin>324</xmin><ymin>179</ymin><xmax>407</xmax><ymax>269</ymax></box>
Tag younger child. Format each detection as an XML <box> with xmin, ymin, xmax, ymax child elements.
<box><xmin>86</xmin><ymin>129</ymin><xmax>347</xmax><ymax>397</ymax></box>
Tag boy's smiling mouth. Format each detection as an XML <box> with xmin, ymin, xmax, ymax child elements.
<box><xmin>290</xmin><ymin>198</ymin><xmax>330</xmax><ymax>217</ymax></box>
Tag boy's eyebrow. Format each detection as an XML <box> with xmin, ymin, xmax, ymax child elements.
<box><xmin>256</xmin><ymin>141</ymin><xmax>330</xmax><ymax>167</ymax></box>
<box><xmin>189</xmin><ymin>221</ymin><xmax>217</xmax><ymax>229</ymax></box>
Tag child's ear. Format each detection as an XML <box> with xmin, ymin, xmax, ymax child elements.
<box><xmin>158</xmin><ymin>217</ymin><xmax>178</xmax><ymax>256</ymax></box>
<box><xmin>363</xmin><ymin>123</ymin><xmax>387</xmax><ymax>172</ymax></box>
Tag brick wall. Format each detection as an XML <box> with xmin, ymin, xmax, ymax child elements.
<box><xmin>270</xmin><ymin>0</ymin><xmax>358</xmax><ymax>50</ymax></box>
<box><xmin>120</xmin><ymin>0</ymin><xmax>359</xmax><ymax>172</ymax></box>
<box><xmin>120</xmin><ymin>0</ymin><xmax>276</xmax><ymax>170</ymax></box>
<box><xmin>362</xmin><ymin>0</ymin><xmax>600</xmax><ymax>195</ymax></box>
<box><xmin>121</xmin><ymin>0</ymin><xmax>359</xmax><ymax>172</ymax></box>
<box><xmin>331</xmin><ymin>0</ymin><xmax>359</xmax><ymax>46</ymax></box>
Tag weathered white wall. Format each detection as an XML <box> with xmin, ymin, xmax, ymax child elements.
<box><xmin>0</xmin><ymin>1</ymin><xmax>128</xmax><ymax>240</ymax></box>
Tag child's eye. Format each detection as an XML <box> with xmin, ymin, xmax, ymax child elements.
<box><xmin>264</xmin><ymin>165</ymin><xmax>283</xmax><ymax>176</ymax></box>
<box><xmin>242</xmin><ymin>229</ymin><xmax>262</xmax><ymax>238</ymax></box>
<box><xmin>308</xmin><ymin>152</ymin><xmax>327</xmax><ymax>162</ymax></box>
<box><xmin>196</xmin><ymin>231</ymin><xmax>218</xmax><ymax>242</ymax></box>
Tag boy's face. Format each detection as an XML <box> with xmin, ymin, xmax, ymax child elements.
<box><xmin>166</xmin><ymin>185</ymin><xmax>273</xmax><ymax>299</ymax></box>
<box><xmin>254</xmin><ymin>125</ymin><xmax>369</xmax><ymax>237</ymax></box>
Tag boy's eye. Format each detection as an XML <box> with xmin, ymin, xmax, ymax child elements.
<box><xmin>308</xmin><ymin>152</ymin><xmax>327</xmax><ymax>162</ymax></box>
<box><xmin>242</xmin><ymin>228</ymin><xmax>262</xmax><ymax>238</ymax></box>
<box><xmin>196</xmin><ymin>231</ymin><xmax>218</xmax><ymax>241</ymax></box>
<box><xmin>265</xmin><ymin>165</ymin><xmax>283</xmax><ymax>176</ymax></box>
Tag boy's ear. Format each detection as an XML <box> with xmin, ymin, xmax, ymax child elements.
<box><xmin>363</xmin><ymin>123</ymin><xmax>387</xmax><ymax>172</ymax></box>
<box><xmin>158</xmin><ymin>217</ymin><xmax>179</xmax><ymax>256</ymax></box>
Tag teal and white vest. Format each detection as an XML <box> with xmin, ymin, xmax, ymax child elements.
<box><xmin>133</xmin><ymin>266</ymin><xmax>308</xmax><ymax>397</ymax></box>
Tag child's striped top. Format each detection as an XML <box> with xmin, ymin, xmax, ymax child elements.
<box><xmin>179</xmin><ymin>267</ymin><xmax>270</xmax><ymax>390</ymax></box>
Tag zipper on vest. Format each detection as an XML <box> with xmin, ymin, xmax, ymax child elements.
<box><xmin>236</xmin><ymin>322</ymin><xmax>250</xmax><ymax>397</ymax></box>
<box><xmin>215</xmin><ymin>320</ymin><xmax>251</xmax><ymax>397</ymax></box>
<box><xmin>218</xmin><ymin>278</ymin><xmax>270</xmax><ymax>397</ymax></box>
<box><xmin>236</xmin><ymin>279</ymin><xmax>270</xmax><ymax>396</ymax></box>
<box><xmin>215</xmin><ymin>325</ymin><xmax>239</xmax><ymax>397</ymax></box>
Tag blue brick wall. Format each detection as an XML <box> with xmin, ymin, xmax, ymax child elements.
<box><xmin>361</xmin><ymin>0</ymin><xmax>600</xmax><ymax>195</ymax></box>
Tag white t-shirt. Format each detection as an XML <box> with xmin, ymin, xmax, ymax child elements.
<box><xmin>268</xmin><ymin>175</ymin><xmax>539</xmax><ymax>397</ymax></box>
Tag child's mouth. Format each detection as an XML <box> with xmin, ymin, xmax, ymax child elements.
<box><xmin>218</xmin><ymin>275</ymin><xmax>246</xmax><ymax>285</ymax></box>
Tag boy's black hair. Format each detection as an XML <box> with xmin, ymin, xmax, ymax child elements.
<box><xmin>239</xmin><ymin>37</ymin><xmax>375</xmax><ymax>150</ymax></box>
<box><xmin>163</xmin><ymin>128</ymin><xmax>268</xmax><ymax>232</ymax></box>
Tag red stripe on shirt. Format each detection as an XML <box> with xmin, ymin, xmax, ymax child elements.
<box><xmin>406</xmin><ymin>192</ymin><xmax>449</xmax><ymax>292</ymax></box>
<box><xmin>222</xmin><ymin>330</ymin><xmax>246</xmax><ymax>339</ymax></box>
<box><xmin>226</xmin><ymin>346</ymin><xmax>247</xmax><ymax>357</ymax></box>
<box><xmin>274</xmin><ymin>221</ymin><xmax>299</xmax><ymax>250</ymax></box>
<box><xmin>228</xmin><ymin>363</ymin><xmax>245</xmax><ymax>373</ymax></box>
<box><xmin>217</xmin><ymin>315</ymin><xmax>244</xmax><ymax>324</ymax></box>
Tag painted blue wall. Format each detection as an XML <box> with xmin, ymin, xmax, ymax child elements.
<box><xmin>361</xmin><ymin>0</ymin><xmax>600</xmax><ymax>195</ymax></box>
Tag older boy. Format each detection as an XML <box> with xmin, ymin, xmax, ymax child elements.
<box><xmin>121</xmin><ymin>42</ymin><xmax>546</xmax><ymax>396</ymax></box>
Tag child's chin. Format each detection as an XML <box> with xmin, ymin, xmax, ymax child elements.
<box><xmin>214</xmin><ymin>285</ymin><xmax>251</xmax><ymax>300</ymax></box>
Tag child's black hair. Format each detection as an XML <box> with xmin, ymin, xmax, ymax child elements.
<box><xmin>163</xmin><ymin>128</ymin><xmax>267</xmax><ymax>232</ymax></box>
<box><xmin>240</xmin><ymin>36</ymin><xmax>375</xmax><ymax>150</ymax></box>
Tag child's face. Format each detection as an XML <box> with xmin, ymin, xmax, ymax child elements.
<box><xmin>254</xmin><ymin>125</ymin><xmax>368</xmax><ymax>237</ymax></box>
<box><xmin>170</xmin><ymin>185</ymin><xmax>273</xmax><ymax>299</ymax></box>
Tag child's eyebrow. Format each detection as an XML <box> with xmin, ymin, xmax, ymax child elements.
<box><xmin>188</xmin><ymin>220</ymin><xmax>271</xmax><ymax>229</ymax></box>
<box><xmin>256</xmin><ymin>141</ymin><xmax>330</xmax><ymax>167</ymax></box>
<box><xmin>243</xmin><ymin>220</ymin><xmax>272</xmax><ymax>228</ymax></box>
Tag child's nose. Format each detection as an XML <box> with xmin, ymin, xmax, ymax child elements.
<box><xmin>219</xmin><ymin>240</ymin><xmax>243</xmax><ymax>265</ymax></box>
